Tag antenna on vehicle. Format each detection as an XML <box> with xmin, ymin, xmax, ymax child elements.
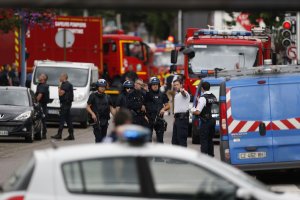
<box><xmin>50</xmin><ymin>140</ymin><xmax>59</xmax><ymax>149</ymax></box>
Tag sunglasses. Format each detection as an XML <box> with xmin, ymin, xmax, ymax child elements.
<box><xmin>125</xmin><ymin>87</ymin><xmax>133</xmax><ymax>90</ymax></box>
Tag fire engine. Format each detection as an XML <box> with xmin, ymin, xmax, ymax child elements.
<box><xmin>0</xmin><ymin>16</ymin><xmax>151</xmax><ymax>96</ymax></box>
<box><xmin>180</xmin><ymin>28</ymin><xmax>272</xmax><ymax>96</ymax></box>
<box><xmin>150</xmin><ymin>43</ymin><xmax>184</xmax><ymax>85</ymax></box>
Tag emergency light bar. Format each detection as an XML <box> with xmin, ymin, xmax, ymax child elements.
<box><xmin>194</xmin><ymin>29</ymin><xmax>252</xmax><ymax>38</ymax></box>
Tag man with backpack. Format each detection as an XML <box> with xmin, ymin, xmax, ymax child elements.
<box><xmin>86</xmin><ymin>79</ymin><xmax>115</xmax><ymax>143</ymax></box>
<box><xmin>52</xmin><ymin>73</ymin><xmax>75</xmax><ymax>140</ymax></box>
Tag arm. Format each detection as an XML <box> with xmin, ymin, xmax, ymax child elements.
<box><xmin>180</xmin><ymin>88</ymin><xmax>187</xmax><ymax>97</ymax></box>
<box><xmin>36</xmin><ymin>93</ymin><xmax>43</xmax><ymax>102</ymax></box>
<box><xmin>86</xmin><ymin>104</ymin><xmax>97</xmax><ymax>122</ymax></box>
<box><xmin>192</xmin><ymin>97</ymin><xmax>206</xmax><ymax>115</ymax></box>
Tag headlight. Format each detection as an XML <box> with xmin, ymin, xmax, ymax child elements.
<box><xmin>74</xmin><ymin>94</ymin><xmax>85</xmax><ymax>102</ymax></box>
<box><xmin>14</xmin><ymin>111</ymin><xmax>32</xmax><ymax>121</ymax></box>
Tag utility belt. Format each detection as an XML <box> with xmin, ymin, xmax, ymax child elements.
<box><xmin>174</xmin><ymin>112</ymin><xmax>189</xmax><ymax>119</ymax></box>
<box><xmin>195</xmin><ymin>114</ymin><xmax>213</xmax><ymax>122</ymax></box>
<box><xmin>131</xmin><ymin>110</ymin><xmax>145</xmax><ymax>117</ymax></box>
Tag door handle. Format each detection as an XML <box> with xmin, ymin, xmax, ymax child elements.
<box><xmin>259</xmin><ymin>122</ymin><xmax>266</xmax><ymax>136</ymax></box>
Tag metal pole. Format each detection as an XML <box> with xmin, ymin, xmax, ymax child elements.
<box><xmin>297</xmin><ymin>12</ymin><xmax>300</xmax><ymax>64</ymax></box>
<box><xmin>63</xmin><ymin>28</ymin><xmax>66</xmax><ymax>61</ymax></box>
<box><xmin>178</xmin><ymin>10</ymin><xmax>182</xmax><ymax>43</ymax></box>
<box><xmin>20</xmin><ymin>20</ymin><xmax>27</xmax><ymax>87</ymax></box>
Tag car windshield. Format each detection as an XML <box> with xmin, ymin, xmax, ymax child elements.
<box><xmin>189</xmin><ymin>45</ymin><xmax>258</xmax><ymax>73</ymax></box>
<box><xmin>0</xmin><ymin>90</ymin><xmax>29</xmax><ymax>106</ymax></box>
<box><xmin>34</xmin><ymin>67</ymin><xmax>89</xmax><ymax>87</ymax></box>
<box><xmin>153</xmin><ymin>51</ymin><xmax>184</xmax><ymax>67</ymax></box>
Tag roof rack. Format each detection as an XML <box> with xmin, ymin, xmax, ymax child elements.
<box><xmin>216</xmin><ymin>65</ymin><xmax>300</xmax><ymax>78</ymax></box>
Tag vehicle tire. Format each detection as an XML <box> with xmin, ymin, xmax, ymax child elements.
<box><xmin>80</xmin><ymin>121</ymin><xmax>88</xmax><ymax>128</ymax></box>
<box><xmin>188</xmin><ymin>123</ymin><xmax>192</xmax><ymax>137</ymax></box>
<box><xmin>192</xmin><ymin>127</ymin><xmax>200</xmax><ymax>144</ymax></box>
<box><xmin>35</xmin><ymin>121</ymin><xmax>43</xmax><ymax>140</ymax></box>
<box><xmin>25</xmin><ymin>125</ymin><xmax>34</xmax><ymax>143</ymax></box>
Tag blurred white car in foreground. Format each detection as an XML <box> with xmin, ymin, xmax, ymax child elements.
<box><xmin>0</xmin><ymin>126</ymin><xmax>299</xmax><ymax>200</ymax></box>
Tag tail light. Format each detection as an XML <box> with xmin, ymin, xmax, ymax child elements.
<box><xmin>220</xmin><ymin>102</ymin><xmax>228</xmax><ymax>136</ymax></box>
<box><xmin>6</xmin><ymin>196</ymin><xmax>25</xmax><ymax>200</ymax></box>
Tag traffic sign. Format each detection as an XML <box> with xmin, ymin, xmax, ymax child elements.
<box><xmin>55</xmin><ymin>29</ymin><xmax>75</xmax><ymax>48</ymax></box>
<box><xmin>287</xmin><ymin>45</ymin><xmax>297</xmax><ymax>60</ymax></box>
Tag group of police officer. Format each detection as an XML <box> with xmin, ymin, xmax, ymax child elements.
<box><xmin>34</xmin><ymin>71</ymin><xmax>217</xmax><ymax>156</ymax></box>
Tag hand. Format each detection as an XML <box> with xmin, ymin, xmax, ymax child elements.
<box><xmin>159</xmin><ymin>108</ymin><xmax>165</xmax><ymax>116</ymax></box>
<box><xmin>191</xmin><ymin>107</ymin><xmax>196</xmax><ymax>113</ymax></box>
<box><xmin>91</xmin><ymin>113</ymin><xmax>97</xmax><ymax>122</ymax></box>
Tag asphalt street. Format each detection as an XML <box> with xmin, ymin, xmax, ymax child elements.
<box><xmin>0</xmin><ymin>115</ymin><xmax>300</xmax><ymax>194</ymax></box>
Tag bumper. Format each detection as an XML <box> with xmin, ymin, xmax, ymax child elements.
<box><xmin>0</xmin><ymin>121</ymin><xmax>32</xmax><ymax>138</ymax></box>
<box><xmin>47</xmin><ymin>107</ymin><xmax>88</xmax><ymax>123</ymax></box>
<box><xmin>233</xmin><ymin>161</ymin><xmax>300</xmax><ymax>172</ymax></box>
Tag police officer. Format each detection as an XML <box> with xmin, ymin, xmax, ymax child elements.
<box><xmin>51</xmin><ymin>73</ymin><xmax>74</xmax><ymax>140</ymax></box>
<box><xmin>116</xmin><ymin>80</ymin><xmax>148</xmax><ymax>128</ymax></box>
<box><xmin>145</xmin><ymin>77</ymin><xmax>170</xmax><ymax>143</ymax></box>
<box><xmin>86</xmin><ymin>79</ymin><xmax>115</xmax><ymax>143</ymax></box>
<box><xmin>35</xmin><ymin>73</ymin><xmax>49</xmax><ymax>139</ymax></box>
<box><xmin>192</xmin><ymin>81</ymin><xmax>217</xmax><ymax>156</ymax></box>
<box><xmin>172</xmin><ymin>79</ymin><xmax>190</xmax><ymax>147</ymax></box>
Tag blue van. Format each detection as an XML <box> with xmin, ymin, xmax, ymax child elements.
<box><xmin>191</xmin><ymin>77</ymin><xmax>225</xmax><ymax>144</ymax></box>
<box><xmin>219</xmin><ymin>65</ymin><xmax>300</xmax><ymax>171</ymax></box>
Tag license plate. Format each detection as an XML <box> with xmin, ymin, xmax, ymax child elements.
<box><xmin>239</xmin><ymin>152</ymin><xmax>267</xmax><ymax>159</ymax></box>
<box><xmin>0</xmin><ymin>130</ymin><xmax>9</xmax><ymax>136</ymax></box>
<box><xmin>48</xmin><ymin>109</ymin><xmax>60</xmax><ymax>115</ymax></box>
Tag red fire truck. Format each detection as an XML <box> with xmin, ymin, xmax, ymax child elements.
<box><xmin>0</xmin><ymin>16</ymin><xmax>151</xmax><ymax>95</ymax></box>
<box><xmin>181</xmin><ymin>28</ymin><xmax>272</xmax><ymax>95</ymax></box>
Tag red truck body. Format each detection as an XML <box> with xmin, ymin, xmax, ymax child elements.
<box><xmin>183</xmin><ymin>28</ymin><xmax>272</xmax><ymax>95</ymax></box>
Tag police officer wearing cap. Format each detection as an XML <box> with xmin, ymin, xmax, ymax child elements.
<box><xmin>116</xmin><ymin>80</ymin><xmax>148</xmax><ymax>128</ymax></box>
<box><xmin>172</xmin><ymin>79</ymin><xmax>190</xmax><ymax>147</ymax></box>
<box><xmin>192</xmin><ymin>81</ymin><xmax>217</xmax><ymax>156</ymax></box>
<box><xmin>145</xmin><ymin>77</ymin><xmax>170</xmax><ymax>143</ymax></box>
<box><xmin>86</xmin><ymin>79</ymin><xmax>115</xmax><ymax>143</ymax></box>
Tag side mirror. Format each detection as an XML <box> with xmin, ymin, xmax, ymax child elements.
<box><xmin>183</xmin><ymin>47</ymin><xmax>195</xmax><ymax>59</ymax></box>
<box><xmin>171</xmin><ymin>50</ymin><xmax>178</xmax><ymax>64</ymax></box>
<box><xmin>236</xmin><ymin>188</ymin><xmax>256</xmax><ymax>200</ymax></box>
<box><xmin>90</xmin><ymin>83</ymin><xmax>97</xmax><ymax>91</ymax></box>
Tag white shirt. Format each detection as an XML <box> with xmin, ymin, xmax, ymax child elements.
<box><xmin>194</xmin><ymin>91</ymin><xmax>212</xmax><ymax>113</ymax></box>
<box><xmin>174</xmin><ymin>90</ymin><xmax>190</xmax><ymax>114</ymax></box>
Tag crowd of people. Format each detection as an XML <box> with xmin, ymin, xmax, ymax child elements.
<box><xmin>1</xmin><ymin>64</ymin><xmax>217</xmax><ymax>157</ymax></box>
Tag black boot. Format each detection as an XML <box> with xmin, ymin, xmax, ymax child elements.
<box><xmin>51</xmin><ymin>132</ymin><xmax>62</xmax><ymax>139</ymax></box>
<box><xmin>64</xmin><ymin>132</ymin><xmax>74</xmax><ymax>140</ymax></box>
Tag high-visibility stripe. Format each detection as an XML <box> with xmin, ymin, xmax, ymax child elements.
<box><xmin>14</xmin><ymin>29</ymin><xmax>20</xmax><ymax>68</ymax></box>
<box><xmin>136</xmin><ymin>71</ymin><xmax>147</xmax><ymax>75</ymax></box>
<box><xmin>105</xmin><ymin>90</ymin><xmax>120</xmax><ymax>95</ymax></box>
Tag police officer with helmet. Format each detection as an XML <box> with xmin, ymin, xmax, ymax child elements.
<box><xmin>87</xmin><ymin>79</ymin><xmax>115</xmax><ymax>143</ymax></box>
<box><xmin>145</xmin><ymin>77</ymin><xmax>170</xmax><ymax>143</ymax></box>
<box><xmin>192</xmin><ymin>81</ymin><xmax>217</xmax><ymax>156</ymax></box>
<box><xmin>116</xmin><ymin>80</ymin><xmax>148</xmax><ymax>128</ymax></box>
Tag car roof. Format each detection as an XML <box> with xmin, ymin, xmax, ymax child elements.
<box><xmin>0</xmin><ymin>86</ymin><xmax>28</xmax><ymax>91</ymax></box>
<box><xmin>201</xmin><ymin>77</ymin><xmax>225</xmax><ymax>85</ymax></box>
<box><xmin>34</xmin><ymin>143</ymin><xmax>201</xmax><ymax>164</ymax></box>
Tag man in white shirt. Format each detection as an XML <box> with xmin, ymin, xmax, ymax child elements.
<box><xmin>172</xmin><ymin>79</ymin><xmax>190</xmax><ymax>147</ymax></box>
<box><xmin>192</xmin><ymin>82</ymin><xmax>217</xmax><ymax>156</ymax></box>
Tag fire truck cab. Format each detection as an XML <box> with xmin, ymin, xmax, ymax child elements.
<box><xmin>103</xmin><ymin>34</ymin><xmax>151</xmax><ymax>94</ymax></box>
<box><xmin>181</xmin><ymin>28</ymin><xmax>272</xmax><ymax>96</ymax></box>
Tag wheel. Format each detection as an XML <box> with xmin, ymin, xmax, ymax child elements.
<box><xmin>192</xmin><ymin>126</ymin><xmax>200</xmax><ymax>144</ymax></box>
<box><xmin>25</xmin><ymin>125</ymin><xmax>34</xmax><ymax>143</ymax></box>
<box><xmin>34</xmin><ymin>121</ymin><xmax>43</xmax><ymax>140</ymax></box>
<box><xmin>80</xmin><ymin>121</ymin><xmax>88</xmax><ymax>128</ymax></box>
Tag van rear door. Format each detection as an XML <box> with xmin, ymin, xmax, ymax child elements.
<box><xmin>227</xmin><ymin>78</ymin><xmax>273</xmax><ymax>165</ymax></box>
<box><xmin>269</xmin><ymin>76</ymin><xmax>300</xmax><ymax>162</ymax></box>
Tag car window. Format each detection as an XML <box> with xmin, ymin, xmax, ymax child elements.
<box><xmin>62</xmin><ymin>157</ymin><xmax>140</xmax><ymax>195</ymax></box>
<box><xmin>0</xmin><ymin>90</ymin><xmax>29</xmax><ymax>106</ymax></box>
<box><xmin>147</xmin><ymin>157</ymin><xmax>237</xmax><ymax>199</ymax></box>
<box><xmin>230</xmin><ymin>85</ymin><xmax>271</xmax><ymax>121</ymax></box>
<box><xmin>2</xmin><ymin>157</ymin><xmax>35</xmax><ymax>192</ymax></box>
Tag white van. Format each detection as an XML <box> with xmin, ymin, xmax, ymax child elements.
<box><xmin>31</xmin><ymin>61</ymin><xmax>99</xmax><ymax>128</ymax></box>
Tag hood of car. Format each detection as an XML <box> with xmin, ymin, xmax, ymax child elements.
<box><xmin>0</xmin><ymin>105</ymin><xmax>32</xmax><ymax>121</ymax></box>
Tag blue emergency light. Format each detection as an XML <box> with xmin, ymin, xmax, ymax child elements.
<box><xmin>119</xmin><ymin>125</ymin><xmax>150</xmax><ymax>146</ymax></box>
<box><xmin>195</xmin><ymin>29</ymin><xmax>252</xmax><ymax>37</ymax></box>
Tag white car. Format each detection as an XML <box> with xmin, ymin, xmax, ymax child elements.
<box><xmin>0</xmin><ymin>131</ymin><xmax>299</xmax><ymax>200</ymax></box>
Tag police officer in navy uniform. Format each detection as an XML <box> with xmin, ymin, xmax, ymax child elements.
<box><xmin>86</xmin><ymin>79</ymin><xmax>115</xmax><ymax>143</ymax></box>
<box><xmin>52</xmin><ymin>73</ymin><xmax>74</xmax><ymax>140</ymax></box>
<box><xmin>116</xmin><ymin>80</ymin><xmax>148</xmax><ymax>128</ymax></box>
<box><xmin>145</xmin><ymin>77</ymin><xmax>170</xmax><ymax>143</ymax></box>
<box><xmin>192</xmin><ymin>81</ymin><xmax>217</xmax><ymax>156</ymax></box>
<box><xmin>35</xmin><ymin>73</ymin><xmax>49</xmax><ymax>139</ymax></box>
